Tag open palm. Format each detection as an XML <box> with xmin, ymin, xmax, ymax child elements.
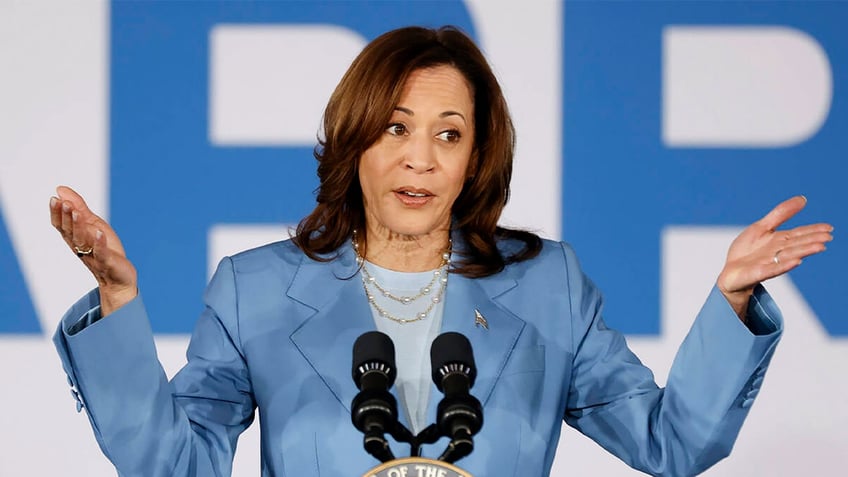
<box><xmin>717</xmin><ymin>196</ymin><xmax>833</xmax><ymax>317</ymax></box>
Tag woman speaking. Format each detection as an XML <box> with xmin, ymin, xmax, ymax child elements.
<box><xmin>49</xmin><ymin>26</ymin><xmax>832</xmax><ymax>476</ymax></box>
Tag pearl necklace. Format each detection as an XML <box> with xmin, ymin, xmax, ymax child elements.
<box><xmin>352</xmin><ymin>237</ymin><xmax>451</xmax><ymax>325</ymax></box>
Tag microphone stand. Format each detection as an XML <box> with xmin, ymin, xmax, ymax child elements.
<box><xmin>437</xmin><ymin>428</ymin><xmax>474</xmax><ymax>464</ymax></box>
<box><xmin>388</xmin><ymin>421</ymin><xmax>475</xmax><ymax>464</ymax></box>
<box><xmin>363</xmin><ymin>428</ymin><xmax>395</xmax><ymax>463</ymax></box>
<box><xmin>409</xmin><ymin>424</ymin><xmax>442</xmax><ymax>457</ymax></box>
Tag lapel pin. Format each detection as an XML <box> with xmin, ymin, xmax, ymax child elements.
<box><xmin>474</xmin><ymin>309</ymin><xmax>489</xmax><ymax>330</ymax></box>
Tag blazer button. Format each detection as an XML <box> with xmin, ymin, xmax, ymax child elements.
<box><xmin>67</xmin><ymin>375</ymin><xmax>75</xmax><ymax>387</ymax></box>
<box><xmin>76</xmin><ymin>401</ymin><xmax>84</xmax><ymax>413</ymax></box>
<box><xmin>741</xmin><ymin>398</ymin><xmax>754</xmax><ymax>408</ymax></box>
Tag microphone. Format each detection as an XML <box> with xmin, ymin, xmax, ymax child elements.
<box><xmin>430</xmin><ymin>332</ymin><xmax>483</xmax><ymax>464</ymax></box>
<box><xmin>351</xmin><ymin>331</ymin><xmax>399</xmax><ymax>463</ymax></box>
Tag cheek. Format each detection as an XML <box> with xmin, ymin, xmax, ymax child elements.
<box><xmin>358</xmin><ymin>147</ymin><xmax>392</xmax><ymax>188</ymax></box>
<box><xmin>448</xmin><ymin>153</ymin><xmax>474</xmax><ymax>195</ymax></box>
<box><xmin>357</xmin><ymin>156</ymin><xmax>380</xmax><ymax>202</ymax></box>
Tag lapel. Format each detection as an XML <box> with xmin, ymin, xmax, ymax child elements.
<box><xmin>425</xmin><ymin>262</ymin><xmax>525</xmax><ymax>423</ymax></box>
<box><xmin>286</xmin><ymin>237</ymin><xmax>527</xmax><ymax>427</ymax></box>
<box><xmin>288</xmin><ymin>242</ymin><xmax>376</xmax><ymax>414</ymax></box>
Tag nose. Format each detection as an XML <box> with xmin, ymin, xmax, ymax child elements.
<box><xmin>402</xmin><ymin>135</ymin><xmax>436</xmax><ymax>173</ymax></box>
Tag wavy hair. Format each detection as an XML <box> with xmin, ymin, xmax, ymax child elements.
<box><xmin>294</xmin><ymin>26</ymin><xmax>541</xmax><ymax>277</ymax></box>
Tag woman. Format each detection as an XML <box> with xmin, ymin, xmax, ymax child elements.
<box><xmin>50</xmin><ymin>26</ymin><xmax>832</xmax><ymax>476</ymax></box>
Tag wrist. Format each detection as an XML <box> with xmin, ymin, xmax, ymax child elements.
<box><xmin>99</xmin><ymin>285</ymin><xmax>138</xmax><ymax>316</ymax></box>
<box><xmin>718</xmin><ymin>284</ymin><xmax>753</xmax><ymax>322</ymax></box>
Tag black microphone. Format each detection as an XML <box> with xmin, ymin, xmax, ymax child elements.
<box><xmin>430</xmin><ymin>332</ymin><xmax>483</xmax><ymax>464</ymax></box>
<box><xmin>351</xmin><ymin>331</ymin><xmax>399</xmax><ymax>463</ymax></box>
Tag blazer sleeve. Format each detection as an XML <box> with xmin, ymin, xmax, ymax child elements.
<box><xmin>560</xmin><ymin>243</ymin><xmax>782</xmax><ymax>477</ymax></box>
<box><xmin>52</xmin><ymin>257</ymin><xmax>255</xmax><ymax>477</ymax></box>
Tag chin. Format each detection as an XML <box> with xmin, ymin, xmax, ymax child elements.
<box><xmin>380</xmin><ymin>218</ymin><xmax>447</xmax><ymax>238</ymax></box>
<box><xmin>388</xmin><ymin>225</ymin><xmax>439</xmax><ymax>238</ymax></box>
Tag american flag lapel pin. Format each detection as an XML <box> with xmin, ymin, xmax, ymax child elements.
<box><xmin>474</xmin><ymin>309</ymin><xmax>489</xmax><ymax>330</ymax></box>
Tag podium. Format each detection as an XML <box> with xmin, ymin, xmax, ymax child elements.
<box><xmin>363</xmin><ymin>457</ymin><xmax>472</xmax><ymax>477</ymax></box>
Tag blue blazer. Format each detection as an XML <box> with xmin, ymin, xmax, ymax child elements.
<box><xmin>54</xmin><ymin>238</ymin><xmax>782</xmax><ymax>476</ymax></box>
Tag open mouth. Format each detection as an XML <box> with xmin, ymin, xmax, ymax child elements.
<box><xmin>393</xmin><ymin>187</ymin><xmax>434</xmax><ymax>206</ymax></box>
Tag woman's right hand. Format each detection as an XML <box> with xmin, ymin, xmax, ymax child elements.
<box><xmin>50</xmin><ymin>185</ymin><xmax>138</xmax><ymax>316</ymax></box>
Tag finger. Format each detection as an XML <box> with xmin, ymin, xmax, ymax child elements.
<box><xmin>81</xmin><ymin>232</ymin><xmax>106</xmax><ymax>284</ymax></box>
<box><xmin>757</xmin><ymin>195</ymin><xmax>807</xmax><ymax>231</ymax></box>
<box><xmin>57</xmin><ymin>186</ymin><xmax>97</xmax><ymax>226</ymax></box>
<box><xmin>93</xmin><ymin>228</ymin><xmax>105</xmax><ymax>254</ymax></box>
<box><xmin>49</xmin><ymin>196</ymin><xmax>63</xmax><ymax>231</ymax></box>
<box><xmin>56</xmin><ymin>185</ymin><xmax>112</xmax><ymax>239</ymax></box>
<box><xmin>782</xmin><ymin>230</ymin><xmax>834</xmax><ymax>248</ymax></box>
<box><xmin>774</xmin><ymin>241</ymin><xmax>827</xmax><ymax>267</ymax></box>
<box><xmin>785</xmin><ymin>222</ymin><xmax>834</xmax><ymax>239</ymax></box>
<box><xmin>56</xmin><ymin>185</ymin><xmax>95</xmax><ymax>216</ymax></box>
<box><xmin>70</xmin><ymin>209</ymin><xmax>92</xmax><ymax>251</ymax></box>
<box><xmin>59</xmin><ymin>200</ymin><xmax>76</xmax><ymax>246</ymax></box>
<box><xmin>87</xmin><ymin>229</ymin><xmax>107</xmax><ymax>273</ymax></box>
<box><xmin>757</xmin><ymin>248</ymin><xmax>806</xmax><ymax>281</ymax></box>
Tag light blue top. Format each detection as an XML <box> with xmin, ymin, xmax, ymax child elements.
<box><xmin>363</xmin><ymin>262</ymin><xmax>447</xmax><ymax>434</ymax></box>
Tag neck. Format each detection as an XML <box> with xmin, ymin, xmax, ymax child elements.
<box><xmin>358</xmin><ymin>227</ymin><xmax>450</xmax><ymax>272</ymax></box>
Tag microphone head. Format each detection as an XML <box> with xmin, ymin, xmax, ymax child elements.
<box><xmin>430</xmin><ymin>332</ymin><xmax>477</xmax><ymax>391</ymax></box>
<box><xmin>352</xmin><ymin>331</ymin><xmax>397</xmax><ymax>389</ymax></box>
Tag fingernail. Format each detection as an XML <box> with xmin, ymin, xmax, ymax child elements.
<box><xmin>72</xmin><ymin>211</ymin><xmax>79</xmax><ymax>222</ymax></box>
<box><xmin>95</xmin><ymin>230</ymin><xmax>103</xmax><ymax>240</ymax></box>
<box><xmin>800</xmin><ymin>195</ymin><xmax>807</xmax><ymax>203</ymax></box>
<box><xmin>50</xmin><ymin>197</ymin><xmax>57</xmax><ymax>208</ymax></box>
<box><xmin>62</xmin><ymin>202</ymin><xmax>70</xmax><ymax>212</ymax></box>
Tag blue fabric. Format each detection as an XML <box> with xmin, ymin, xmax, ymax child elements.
<box><xmin>365</xmin><ymin>261</ymin><xmax>448</xmax><ymax>434</ymax></box>
<box><xmin>53</xmin><ymin>238</ymin><xmax>782</xmax><ymax>476</ymax></box>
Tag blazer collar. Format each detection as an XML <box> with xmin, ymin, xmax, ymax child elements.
<box><xmin>287</xmin><ymin>238</ymin><xmax>526</xmax><ymax>422</ymax></box>
<box><xmin>287</xmin><ymin>241</ymin><xmax>370</xmax><ymax>414</ymax></box>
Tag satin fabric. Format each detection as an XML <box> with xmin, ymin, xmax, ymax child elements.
<box><xmin>54</xmin><ymin>238</ymin><xmax>782</xmax><ymax>476</ymax></box>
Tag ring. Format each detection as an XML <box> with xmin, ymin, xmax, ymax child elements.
<box><xmin>773</xmin><ymin>250</ymin><xmax>781</xmax><ymax>265</ymax></box>
<box><xmin>74</xmin><ymin>245</ymin><xmax>93</xmax><ymax>257</ymax></box>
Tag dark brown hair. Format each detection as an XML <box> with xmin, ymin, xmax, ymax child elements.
<box><xmin>294</xmin><ymin>25</ymin><xmax>541</xmax><ymax>277</ymax></box>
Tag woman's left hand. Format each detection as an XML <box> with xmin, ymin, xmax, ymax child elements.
<box><xmin>717</xmin><ymin>196</ymin><xmax>833</xmax><ymax>320</ymax></box>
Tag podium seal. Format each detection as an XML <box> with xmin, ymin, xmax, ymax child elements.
<box><xmin>363</xmin><ymin>457</ymin><xmax>472</xmax><ymax>477</ymax></box>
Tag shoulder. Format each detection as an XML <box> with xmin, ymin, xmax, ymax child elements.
<box><xmin>210</xmin><ymin>238</ymin><xmax>309</xmax><ymax>289</ymax></box>
<box><xmin>229</xmin><ymin>237</ymin><xmax>304</xmax><ymax>267</ymax></box>
<box><xmin>485</xmin><ymin>238</ymin><xmax>600</xmax><ymax>344</ymax></box>
<box><xmin>496</xmin><ymin>237</ymin><xmax>581</xmax><ymax>275</ymax></box>
<box><xmin>492</xmin><ymin>237</ymin><xmax>597</xmax><ymax>310</ymax></box>
<box><xmin>219</xmin><ymin>237</ymin><xmax>354</xmax><ymax>287</ymax></box>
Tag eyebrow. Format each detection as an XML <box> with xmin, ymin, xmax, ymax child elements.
<box><xmin>394</xmin><ymin>107</ymin><xmax>467</xmax><ymax>123</ymax></box>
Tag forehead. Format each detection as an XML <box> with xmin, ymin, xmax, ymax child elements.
<box><xmin>398</xmin><ymin>65</ymin><xmax>474</xmax><ymax>111</ymax></box>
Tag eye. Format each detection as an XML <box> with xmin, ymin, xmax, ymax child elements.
<box><xmin>386</xmin><ymin>123</ymin><xmax>407</xmax><ymax>136</ymax></box>
<box><xmin>436</xmin><ymin>129</ymin><xmax>461</xmax><ymax>143</ymax></box>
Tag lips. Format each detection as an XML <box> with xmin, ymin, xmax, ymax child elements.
<box><xmin>393</xmin><ymin>187</ymin><xmax>434</xmax><ymax>206</ymax></box>
<box><xmin>394</xmin><ymin>187</ymin><xmax>434</xmax><ymax>197</ymax></box>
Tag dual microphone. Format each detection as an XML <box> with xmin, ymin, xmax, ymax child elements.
<box><xmin>351</xmin><ymin>331</ymin><xmax>483</xmax><ymax>464</ymax></box>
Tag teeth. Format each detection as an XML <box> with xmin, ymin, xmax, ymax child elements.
<box><xmin>401</xmin><ymin>191</ymin><xmax>426</xmax><ymax>197</ymax></box>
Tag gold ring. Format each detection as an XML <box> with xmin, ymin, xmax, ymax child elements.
<box><xmin>74</xmin><ymin>245</ymin><xmax>93</xmax><ymax>257</ymax></box>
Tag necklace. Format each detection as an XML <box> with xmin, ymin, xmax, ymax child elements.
<box><xmin>352</xmin><ymin>235</ymin><xmax>451</xmax><ymax>324</ymax></box>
